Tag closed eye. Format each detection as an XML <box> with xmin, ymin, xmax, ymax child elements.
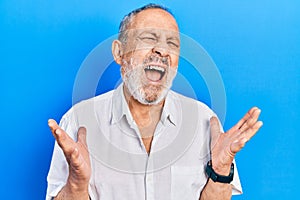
<box><xmin>139</xmin><ymin>36</ymin><xmax>157</xmax><ymax>43</ymax></box>
<box><xmin>167</xmin><ymin>41</ymin><xmax>179</xmax><ymax>48</ymax></box>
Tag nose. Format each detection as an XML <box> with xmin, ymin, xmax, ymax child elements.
<box><xmin>152</xmin><ymin>44</ymin><xmax>169</xmax><ymax>57</ymax></box>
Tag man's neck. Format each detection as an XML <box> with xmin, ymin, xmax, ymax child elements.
<box><xmin>123</xmin><ymin>85</ymin><xmax>165</xmax><ymax>152</ymax></box>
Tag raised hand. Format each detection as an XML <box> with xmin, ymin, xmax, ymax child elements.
<box><xmin>210</xmin><ymin>107</ymin><xmax>263</xmax><ymax>174</ymax></box>
<box><xmin>48</xmin><ymin>119</ymin><xmax>91</xmax><ymax>198</ymax></box>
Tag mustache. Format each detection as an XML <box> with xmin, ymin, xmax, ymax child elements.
<box><xmin>143</xmin><ymin>55</ymin><xmax>169</xmax><ymax>67</ymax></box>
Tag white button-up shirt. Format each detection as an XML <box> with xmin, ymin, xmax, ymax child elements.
<box><xmin>46</xmin><ymin>84</ymin><xmax>242</xmax><ymax>200</ymax></box>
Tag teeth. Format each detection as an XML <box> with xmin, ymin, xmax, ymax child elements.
<box><xmin>145</xmin><ymin>65</ymin><xmax>165</xmax><ymax>72</ymax></box>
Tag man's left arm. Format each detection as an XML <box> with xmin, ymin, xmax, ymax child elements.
<box><xmin>200</xmin><ymin>107</ymin><xmax>263</xmax><ymax>200</ymax></box>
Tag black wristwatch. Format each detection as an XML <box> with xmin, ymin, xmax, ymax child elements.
<box><xmin>205</xmin><ymin>161</ymin><xmax>234</xmax><ymax>183</ymax></box>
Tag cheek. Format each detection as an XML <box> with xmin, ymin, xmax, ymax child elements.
<box><xmin>170</xmin><ymin>54</ymin><xmax>179</xmax><ymax>68</ymax></box>
<box><xmin>123</xmin><ymin>39</ymin><xmax>151</xmax><ymax>55</ymax></box>
<box><xmin>122</xmin><ymin>49</ymin><xmax>150</xmax><ymax>65</ymax></box>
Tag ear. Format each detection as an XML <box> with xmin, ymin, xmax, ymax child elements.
<box><xmin>112</xmin><ymin>40</ymin><xmax>123</xmax><ymax>65</ymax></box>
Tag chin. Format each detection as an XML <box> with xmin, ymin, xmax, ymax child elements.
<box><xmin>139</xmin><ymin>86</ymin><xmax>169</xmax><ymax>105</ymax></box>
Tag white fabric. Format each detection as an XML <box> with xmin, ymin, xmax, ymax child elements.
<box><xmin>46</xmin><ymin>84</ymin><xmax>242</xmax><ymax>200</ymax></box>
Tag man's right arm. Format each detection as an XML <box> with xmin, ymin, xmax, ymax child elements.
<box><xmin>48</xmin><ymin>119</ymin><xmax>91</xmax><ymax>200</ymax></box>
<box><xmin>53</xmin><ymin>182</ymin><xmax>89</xmax><ymax>200</ymax></box>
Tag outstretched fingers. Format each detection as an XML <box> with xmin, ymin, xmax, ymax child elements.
<box><xmin>228</xmin><ymin>107</ymin><xmax>260</xmax><ymax>134</ymax></box>
<box><xmin>48</xmin><ymin>119</ymin><xmax>60</xmax><ymax>137</ymax></box>
<box><xmin>231</xmin><ymin>107</ymin><xmax>257</xmax><ymax>131</ymax></box>
<box><xmin>48</xmin><ymin>119</ymin><xmax>91</xmax><ymax>188</ymax></box>
<box><xmin>239</xmin><ymin>108</ymin><xmax>261</xmax><ymax>133</ymax></box>
<box><xmin>225</xmin><ymin>107</ymin><xmax>263</xmax><ymax>154</ymax></box>
<box><xmin>231</xmin><ymin>120</ymin><xmax>263</xmax><ymax>153</ymax></box>
<box><xmin>243</xmin><ymin>120</ymin><xmax>263</xmax><ymax>141</ymax></box>
<box><xmin>48</xmin><ymin>119</ymin><xmax>76</xmax><ymax>157</ymax></box>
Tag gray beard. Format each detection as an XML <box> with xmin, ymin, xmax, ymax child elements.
<box><xmin>122</xmin><ymin>65</ymin><xmax>177</xmax><ymax>105</ymax></box>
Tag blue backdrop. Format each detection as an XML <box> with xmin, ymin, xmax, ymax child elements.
<box><xmin>1</xmin><ymin>0</ymin><xmax>299</xmax><ymax>199</ymax></box>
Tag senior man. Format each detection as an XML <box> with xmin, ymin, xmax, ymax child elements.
<box><xmin>47</xmin><ymin>4</ymin><xmax>263</xmax><ymax>200</ymax></box>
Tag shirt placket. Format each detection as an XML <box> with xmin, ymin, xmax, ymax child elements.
<box><xmin>145</xmin><ymin>154</ymin><xmax>155</xmax><ymax>200</ymax></box>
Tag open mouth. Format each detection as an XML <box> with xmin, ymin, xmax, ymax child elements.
<box><xmin>144</xmin><ymin>65</ymin><xmax>166</xmax><ymax>82</ymax></box>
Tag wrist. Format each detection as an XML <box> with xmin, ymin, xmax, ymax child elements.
<box><xmin>66</xmin><ymin>178</ymin><xmax>89</xmax><ymax>194</ymax></box>
<box><xmin>55</xmin><ymin>181</ymin><xmax>89</xmax><ymax>200</ymax></box>
<box><xmin>211</xmin><ymin>160</ymin><xmax>232</xmax><ymax>175</ymax></box>
<box><xmin>206</xmin><ymin>161</ymin><xmax>234</xmax><ymax>184</ymax></box>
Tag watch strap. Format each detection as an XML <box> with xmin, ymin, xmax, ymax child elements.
<box><xmin>205</xmin><ymin>161</ymin><xmax>234</xmax><ymax>183</ymax></box>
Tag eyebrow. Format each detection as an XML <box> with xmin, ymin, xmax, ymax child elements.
<box><xmin>137</xmin><ymin>30</ymin><xmax>180</xmax><ymax>43</ymax></box>
<box><xmin>167</xmin><ymin>36</ymin><xmax>180</xmax><ymax>41</ymax></box>
<box><xmin>138</xmin><ymin>31</ymin><xmax>158</xmax><ymax>38</ymax></box>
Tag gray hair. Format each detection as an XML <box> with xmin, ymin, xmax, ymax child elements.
<box><xmin>118</xmin><ymin>3</ymin><xmax>174</xmax><ymax>43</ymax></box>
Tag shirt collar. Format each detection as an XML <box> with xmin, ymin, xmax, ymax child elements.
<box><xmin>111</xmin><ymin>83</ymin><xmax>134</xmax><ymax>125</ymax></box>
<box><xmin>161</xmin><ymin>90</ymin><xmax>178</xmax><ymax>126</ymax></box>
<box><xmin>111</xmin><ymin>84</ymin><xmax>178</xmax><ymax>126</ymax></box>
